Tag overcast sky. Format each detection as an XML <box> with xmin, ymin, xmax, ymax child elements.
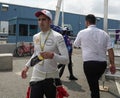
<box><xmin>0</xmin><ymin>0</ymin><xmax>120</xmax><ymax>20</ymax></box>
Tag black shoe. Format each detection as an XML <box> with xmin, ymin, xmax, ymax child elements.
<box><xmin>69</xmin><ymin>76</ymin><xmax>78</xmax><ymax>80</ymax></box>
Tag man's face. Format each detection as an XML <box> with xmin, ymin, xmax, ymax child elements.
<box><xmin>38</xmin><ymin>14</ymin><xmax>51</xmax><ymax>32</ymax></box>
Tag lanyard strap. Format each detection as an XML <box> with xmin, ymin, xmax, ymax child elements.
<box><xmin>40</xmin><ymin>30</ymin><xmax>51</xmax><ymax>51</ymax></box>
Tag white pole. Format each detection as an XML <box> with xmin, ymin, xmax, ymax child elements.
<box><xmin>104</xmin><ymin>0</ymin><xmax>108</xmax><ymax>33</ymax></box>
<box><xmin>100</xmin><ymin>1</ymin><xmax>109</xmax><ymax>92</ymax></box>
<box><xmin>54</xmin><ymin>0</ymin><xmax>63</xmax><ymax>26</ymax></box>
<box><xmin>62</xmin><ymin>0</ymin><xmax>64</xmax><ymax>28</ymax></box>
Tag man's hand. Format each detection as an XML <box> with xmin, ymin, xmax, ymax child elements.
<box><xmin>40</xmin><ymin>52</ymin><xmax>54</xmax><ymax>59</ymax></box>
<box><xmin>109</xmin><ymin>64</ymin><xmax>116</xmax><ymax>74</ymax></box>
<box><xmin>21</xmin><ymin>66</ymin><xmax>29</xmax><ymax>79</ymax></box>
<box><xmin>107</xmin><ymin>49</ymin><xmax>116</xmax><ymax>74</ymax></box>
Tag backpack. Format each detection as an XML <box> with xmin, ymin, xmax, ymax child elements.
<box><xmin>51</xmin><ymin>24</ymin><xmax>73</xmax><ymax>55</ymax></box>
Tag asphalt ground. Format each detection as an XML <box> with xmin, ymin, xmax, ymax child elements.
<box><xmin>0</xmin><ymin>48</ymin><xmax>120</xmax><ymax>98</ymax></box>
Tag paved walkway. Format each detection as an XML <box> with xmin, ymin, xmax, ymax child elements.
<box><xmin>0</xmin><ymin>48</ymin><xmax>120</xmax><ymax>98</ymax></box>
<box><xmin>114</xmin><ymin>48</ymin><xmax>120</xmax><ymax>57</ymax></box>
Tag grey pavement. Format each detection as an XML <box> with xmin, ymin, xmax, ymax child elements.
<box><xmin>0</xmin><ymin>48</ymin><xmax>120</xmax><ymax>98</ymax></box>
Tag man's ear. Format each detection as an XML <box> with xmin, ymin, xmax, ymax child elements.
<box><xmin>85</xmin><ymin>21</ymin><xmax>89</xmax><ymax>27</ymax></box>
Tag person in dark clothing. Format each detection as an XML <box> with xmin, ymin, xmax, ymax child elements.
<box><xmin>58</xmin><ymin>29</ymin><xmax>78</xmax><ymax>80</ymax></box>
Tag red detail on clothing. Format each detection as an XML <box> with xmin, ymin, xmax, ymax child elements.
<box><xmin>42</xmin><ymin>10</ymin><xmax>46</xmax><ymax>14</ymax></box>
<box><xmin>26</xmin><ymin>86</ymin><xmax>31</xmax><ymax>98</ymax></box>
<box><xmin>56</xmin><ymin>86</ymin><xmax>69</xmax><ymax>98</ymax></box>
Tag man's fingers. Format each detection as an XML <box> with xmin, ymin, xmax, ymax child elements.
<box><xmin>110</xmin><ymin>66</ymin><xmax>116</xmax><ymax>74</ymax></box>
<box><xmin>21</xmin><ymin>70</ymin><xmax>27</xmax><ymax>79</ymax></box>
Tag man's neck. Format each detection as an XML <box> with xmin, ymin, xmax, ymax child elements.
<box><xmin>42</xmin><ymin>28</ymin><xmax>51</xmax><ymax>33</ymax></box>
<box><xmin>42</xmin><ymin>29</ymin><xmax>50</xmax><ymax>34</ymax></box>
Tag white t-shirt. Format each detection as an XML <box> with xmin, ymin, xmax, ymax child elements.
<box><xmin>74</xmin><ymin>25</ymin><xmax>112</xmax><ymax>61</ymax></box>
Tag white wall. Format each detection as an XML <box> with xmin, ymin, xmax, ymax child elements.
<box><xmin>0</xmin><ymin>21</ymin><xmax>9</xmax><ymax>34</ymax></box>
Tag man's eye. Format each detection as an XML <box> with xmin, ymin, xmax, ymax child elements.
<box><xmin>38</xmin><ymin>18</ymin><xmax>47</xmax><ymax>21</ymax></box>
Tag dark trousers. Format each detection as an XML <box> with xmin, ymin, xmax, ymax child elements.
<box><xmin>29</xmin><ymin>78</ymin><xmax>56</xmax><ymax>98</ymax></box>
<box><xmin>58</xmin><ymin>55</ymin><xmax>74</xmax><ymax>77</ymax></box>
<box><xmin>83</xmin><ymin>61</ymin><xmax>107</xmax><ymax>98</ymax></box>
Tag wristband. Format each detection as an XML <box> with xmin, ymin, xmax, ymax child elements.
<box><xmin>38</xmin><ymin>55</ymin><xmax>44</xmax><ymax>60</ymax></box>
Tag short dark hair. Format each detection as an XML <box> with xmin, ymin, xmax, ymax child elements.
<box><xmin>85</xmin><ymin>14</ymin><xmax>96</xmax><ymax>24</ymax></box>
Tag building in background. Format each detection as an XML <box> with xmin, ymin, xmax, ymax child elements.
<box><xmin>0</xmin><ymin>2</ymin><xmax>120</xmax><ymax>43</ymax></box>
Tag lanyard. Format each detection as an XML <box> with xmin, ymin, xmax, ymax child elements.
<box><xmin>40</xmin><ymin>30</ymin><xmax>51</xmax><ymax>51</ymax></box>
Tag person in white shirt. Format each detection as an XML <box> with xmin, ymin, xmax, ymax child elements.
<box><xmin>74</xmin><ymin>14</ymin><xmax>116</xmax><ymax>98</ymax></box>
<box><xmin>21</xmin><ymin>9</ymin><xmax>69</xmax><ymax>98</ymax></box>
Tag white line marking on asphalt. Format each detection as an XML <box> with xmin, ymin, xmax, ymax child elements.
<box><xmin>15</xmin><ymin>71</ymin><xmax>29</xmax><ymax>76</ymax></box>
<box><xmin>15</xmin><ymin>72</ymin><xmax>21</xmax><ymax>75</ymax></box>
<box><xmin>115</xmin><ymin>80</ymin><xmax>120</xmax><ymax>95</ymax></box>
